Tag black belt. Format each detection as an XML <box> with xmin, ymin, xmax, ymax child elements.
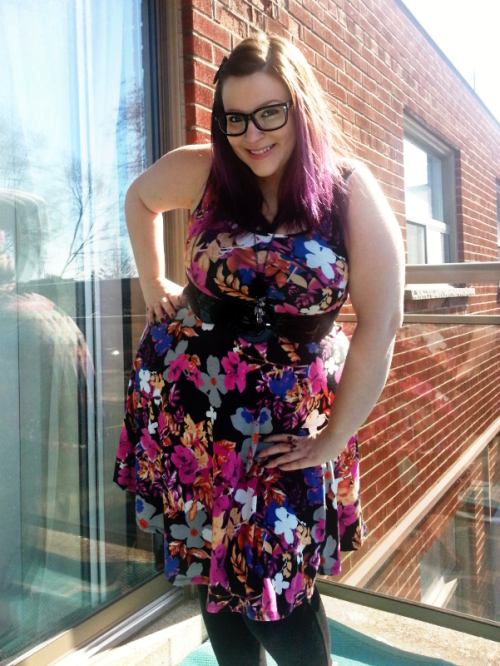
<box><xmin>185</xmin><ymin>279</ymin><xmax>339</xmax><ymax>344</ymax></box>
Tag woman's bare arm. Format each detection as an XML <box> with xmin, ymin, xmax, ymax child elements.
<box><xmin>263</xmin><ymin>164</ymin><xmax>405</xmax><ymax>468</ymax></box>
<box><xmin>125</xmin><ymin>144</ymin><xmax>211</xmax><ymax>322</ymax></box>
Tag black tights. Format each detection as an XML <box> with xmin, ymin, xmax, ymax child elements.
<box><xmin>197</xmin><ymin>585</ymin><xmax>332</xmax><ymax>666</ymax></box>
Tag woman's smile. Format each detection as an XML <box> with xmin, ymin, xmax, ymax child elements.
<box><xmin>222</xmin><ymin>72</ymin><xmax>296</xmax><ymax>183</ymax></box>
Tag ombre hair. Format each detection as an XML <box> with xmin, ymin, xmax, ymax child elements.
<box><xmin>204</xmin><ymin>33</ymin><xmax>349</xmax><ymax>233</ymax></box>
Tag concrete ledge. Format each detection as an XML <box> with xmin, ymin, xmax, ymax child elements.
<box><xmin>405</xmin><ymin>284</ymin><xmax>475</xmax><ymax>300</ymax></box>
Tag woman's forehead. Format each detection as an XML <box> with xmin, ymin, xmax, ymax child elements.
<box><xmin>221</xmin><ymin>72</ymin><xmax>289</xmax><ymax>112</ymax></box>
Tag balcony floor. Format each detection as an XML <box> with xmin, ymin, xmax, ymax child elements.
<box><xmin>88</xmin><ymin>591</ymin><xmax>500</xmax><ymax>666</ymax></box>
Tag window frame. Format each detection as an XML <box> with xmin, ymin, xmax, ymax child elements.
<box><xmin>403</xmin><ymin>116</ymin><xmax>458</xmax><ymax>264</ymax></box>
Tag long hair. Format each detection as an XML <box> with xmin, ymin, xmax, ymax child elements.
<box><xmin>204</xmin><ymin>34</ymin><xmax>348</xmax><ymax>234</ymax></box>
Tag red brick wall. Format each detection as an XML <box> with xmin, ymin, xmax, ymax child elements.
<box><xmin>179</xmin><ymin>0</ymin><xmax>500</xmax><ymax>587</ymax></box>
<box><xmin>181</xmin><ymin>0</ymin><xmax>500</xmax><ymax>265</ymax></box>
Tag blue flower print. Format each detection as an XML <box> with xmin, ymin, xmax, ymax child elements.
<box><xmin>151</xmin><ymin>326</ymin><xmax>173</xmax><ymax>354</ymax></box>
<box><xmin>269</xmin><ymin>370</ymin><xmax>295</xmax><ymax>398</ymax></box>
<box><xmin>304</xmin><ymin>240</ymin><xmax>337</xmax><ymax>280</ymax></box>
<box><xmin>165</xmin><ymin>555</ymin><xmax>180</xmax><ymax>577</ymax></box>
<box><xmin>136</xmin><ymin>498</ymin><xmax>144</xmax><ymax>514</ymax></box>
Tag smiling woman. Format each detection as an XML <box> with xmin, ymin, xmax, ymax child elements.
<box><xmin>113</xmin><ymin>32</ymin><xmax>405</xmax><ymax>666</ymax></box>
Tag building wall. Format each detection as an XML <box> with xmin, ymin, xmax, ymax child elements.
<box><xmin>179</xmin><ymin>0</ymin><xmax>500</xmax><ymax>583</ymax></box>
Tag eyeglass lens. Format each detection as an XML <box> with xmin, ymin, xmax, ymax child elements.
<box><xmin>219</xmin><ymin>105</ymin><xmax>287</xmax><ymax>135</ymax></box>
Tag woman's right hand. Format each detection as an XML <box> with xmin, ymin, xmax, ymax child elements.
<box><xmin>142</xmin><ymin>277</ymin><xmax>184</xmax><ymax>325</ymax></box>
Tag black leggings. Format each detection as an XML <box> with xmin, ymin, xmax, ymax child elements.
<box><xmin>197</xmin><ymin>585</ymin><xmax>332</xmax><ymax>666</ymax></box>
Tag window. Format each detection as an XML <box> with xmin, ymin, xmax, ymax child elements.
<box><xmin>0</xmin><ymin>1</ymin><xmax>170</xmax><ymax>662</ymax></box>
<box><xmin>404</xmin><ymin>117</ymin><xmax>457</xmax><ymax>264</ymax></box>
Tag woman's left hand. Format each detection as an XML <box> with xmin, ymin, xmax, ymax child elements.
<box><xmin>259</xmin><ymin>430</ymin><xmax>347</xmax><ymax>471</ymax></box>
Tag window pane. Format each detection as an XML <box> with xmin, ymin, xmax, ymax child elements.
<box><xmin>407</xmin><ymin>221</ymin><xmax>426</xmax><ymax>264</ymax></box>
<box><xmin>404</xmin><ymin>139</ymin><xmax>444</xmax><ymax>223</ymax></box>
<box><xmin>0</xmin><ymin>1</ymin><xmax>164</xmax><ymax>661</ymax></box>
<box><xmin>427</xmin><ymin>228</ymin><xmax>450</xmax><ymax>264</ymax></box>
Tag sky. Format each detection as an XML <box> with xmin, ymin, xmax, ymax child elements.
<box><xmin>401</xmin><ymin>0</ymin><xmax>500</xmax><ymax>122</ymax></box>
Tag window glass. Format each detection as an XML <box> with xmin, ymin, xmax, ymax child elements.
<box><xmin>404</xmin><ymin>139</ymin><xmax>444</xmax><ymax>223</ymax></box>
<box><xmin>406</xmin><ymin>221</ymin><xmax>426</xmax><ymax>264</ymax></box>
<box><xmin>0</xmin><ymin>1</ymin><xmax>163</xmax><ymax>661</ymax></box>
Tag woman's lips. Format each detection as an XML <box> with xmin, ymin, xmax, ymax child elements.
<box><xmin>245</xmin><ymin>144</ymin><xmax>276</xmax><ymax>160</ymax></box>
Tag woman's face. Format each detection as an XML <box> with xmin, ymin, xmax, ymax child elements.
<box><xmin>221</xmin><ymin>72</ymin><xmax>296</xmax><ymax>184</ymax></box>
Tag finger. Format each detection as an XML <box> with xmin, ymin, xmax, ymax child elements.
<box><xmin>161</xmin><ymin>296</ymin><xmax>177</xmax><ymax>318</ymax></box>
<box><xmin>153</xmin><ymin>303</ymin><xmax>166</xmax><ymax>322</ymax></box>
<box><xmin>147</xmin><ymin>307</ymin><xmax>155</xmax><ymax>325</ymax></box>
<box><xmin>266</xmin><ymin>450</ymin><xmax>304</xmax><ymax>468</ymax></box>
<box><xmin>262</xmin><ymin>433</ymin><xmax>299</xmax><ymax>444</ymax></box>
<box><xmin>258</xmin><ymin>443</ymin><xmax>294</xmax><ymax>458</ymax></box>
<box><xmin>277</xmin><ymin>458</ymin><xmax>311</xmax><ymax>471</ymax></box>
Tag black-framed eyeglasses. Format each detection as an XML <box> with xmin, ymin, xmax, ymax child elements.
<box><xmin>215</xmin><ymin>101</ymin><xmax>293</xmax><ymax>136</ymax></box>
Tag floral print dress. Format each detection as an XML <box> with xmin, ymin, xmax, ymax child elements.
<box><xmin>113</xmin><ymin>188</ymin><xmax>366</xmax><ymax>621</ymax></box>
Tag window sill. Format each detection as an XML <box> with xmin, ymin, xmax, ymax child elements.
<box><xmin>404</xmin><ymin>284</ymin><xmax>476</xmax><ymax>301</ymax></box>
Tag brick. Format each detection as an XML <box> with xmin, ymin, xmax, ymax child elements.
<box><xmin>181</xmin><ymin>0</ymin><xmax>212</xmax><ymax>16</ymax></box>
<box><xmin>184</xmin><ymin>81</ymin><xmax>214</xmax><ymax>108</ymax></box>
<box><xmin>214</xmin><ymin>5</ymin><xmax>248</xmax><ymax>38</ymax></box>
<box><xmin>303</xmin><ymin>27</ymin><xmax>325</xmax><ymax>55</ymax></box>
<box><xmin>183</xmin><ymin>33</ymin><xmax>213</xmax><ymax>61</ymax></box>
<box><xmin>289</xmin><ymin>0</ymin><xmax>312</xmax><ymax>28</ymax></box>
<box><xmin>184</xmin><ymin>10</ymin><xmax>232</xmax><ymax>49</ymax></box>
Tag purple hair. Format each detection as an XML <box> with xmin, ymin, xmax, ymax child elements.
<box><xmin>204</xmin><ymin>34</ymin><xmax>347</xmax><ymax>234</ymax></box>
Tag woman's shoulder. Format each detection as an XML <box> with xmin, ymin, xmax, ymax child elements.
<box><xmin>131</xmin><ymin>144</ymin><xmax>212</xmax><ymax>213</ymax></box>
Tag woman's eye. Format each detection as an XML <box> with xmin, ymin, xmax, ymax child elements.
<box><xmin>228</xmin><ymin>114</ymin><xmax>244</xmax><ymax>124</ymax></box>
<box><xmin>261</xmin><ymin>108</ymin><xmax>280</xmax><ymax>118</ymax></box>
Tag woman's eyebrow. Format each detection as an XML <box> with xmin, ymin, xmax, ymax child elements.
<box><xmin>224</xmin><ymin>99</ymin><xmax>284</xmax><ymax>113</ymax></box>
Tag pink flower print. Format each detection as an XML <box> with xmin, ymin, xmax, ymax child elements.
<box><xmin>171</xmin><ymin>445</ymin><xmax>198</xmax><ymax>484</ymax></box>
<box><xmin>210</xmin><ymin>543</ymin><xmax>230</xmax><ymax>588</ymax></box>
<box><xmin>285</xmin><ymin>572</ymin><xmax>303</xmax><ymax>604</ymax></box>
<box><xmin>262</xmin><ymin>578</ymin><xmax>279</xmax><ymax>620</ymax></box>
<box><xmin>188</xmin><ymin>366</ymin><xmax>203</xmax><ymax>389</ymax></box>
<box><xmin>213</xmin><ymin>492</ymin><xmax>230</xmax><ymax>517</ymax></box>
<box><xmin>140</xmin><ymin>428</ymin><xmax>160</xmax><ymax>461</ymax></box>
<box><xmin>167</xmin><ymin>353</ymin><xmax>189</xmax><ymax>382</ymax></box>
<box><xmin>117</xmin><ymin>427</ymin><xmax>133</xmax><ymax>459</ymax></box>
<box><xmin>275</xmin><ymin>302</ymin><xmax>299</xmax><ymax>314</ymax></box>
<box><xmin>116</xmin><ymin>466</ymin><xmax>135</xmax><ymax>490</ymax></box>
<box><xmin>308</xmin><ymin>358</ymin><xmax>327</xmax><ymax>394</ymax></box>
<box><xmin>221</xmin><ymin>352</ymin><xmax>250</xmax><ymax>392</ymax></box>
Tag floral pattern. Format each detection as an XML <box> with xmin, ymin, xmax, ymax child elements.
<box><xmin>113</xmin><ymin>188</ymin><xmax>366</xmax><ymax>621</ymax></box>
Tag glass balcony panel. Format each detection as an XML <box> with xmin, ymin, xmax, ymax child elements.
<box><xmin>321</xmin><ymin>313</ymin><xmax>500</xmax><ymax>627</ymax></box>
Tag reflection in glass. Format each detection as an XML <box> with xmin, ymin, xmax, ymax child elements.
<box><xmin>404</xmin><ymin>139</ymin><xmax>444</xmax><ymax>223</ymax></box>
<box><xmin>0</xmin><ymin>1</ymin><xmax>163</xmax><ymax>661</ymax></box>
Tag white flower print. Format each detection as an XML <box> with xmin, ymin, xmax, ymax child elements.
<box><xmin>274</xmin><ymin>506</ymin><xmax>298</xmax><ymax>545</ymax></box>
<box><xmin>304</xmin><ymin>409</ymin><xmax>327</xmax><ymax>435</ymax></box>
<box><xmin>175</xmin><ymin>307</ymin><xmax>197</xmax><ymax>327</ymax></box>
<box><xmin>206</xmin><ymin>406</ymin><xmax>217</xmax><ymax>422</ymax></box>
<box><xmin>304</xmin><ymin>240</ymin><xmax>337</xmax><ymax>280</ymax></box>
<box><xmin>202</xmin><ymin>526</ymin><xmax>213</xmax><ymax>544</ymax></box>
<box><xmin>272</xmin><ymin>572</ymin><xmax>290</xmax><ymax>595</ymax></box>
<box><xmin>235</xmin><ymin>231</ymin><xmax>274</xmax><ymax>247</ymax></box>
<box><xmin>172</xmin><ymin>562</ymin><xmax>203</xmax><ymax>586</ymax></box>
<box><xmin>170</xmin><ymin>502</ymin><xmax>207</xmax><ymax>548</ymax></box>
<box><xmin>163</xmin><ymin>339</ymin><xmax>188</xmax><ymax>379</ymax></box>
<box><xmin>320</xmin><ymin>535</ymin><xmax>338</xmax><ymax>573</ymax></box>
<box><xmin>148</xmin><ymin>421</ymin><xmax>158</xmax><ymax>435</ymax></box>
<box><xmin>199</xmin><ymin>355</ymin><xmax>227</xmax><ymax>407</ymax></box>
<box><xmin>325</xmin><ymin>348</ymin><xmax>342</xmax><ymax>375</ymax></box>
<box><xmin>139</xmin><ymin>368</ymin><xmax>151</xmax><ymax>392</ymax></box>
<box><xmin>235</xmin><ymin>487</ymin><xmax>257</xmax><ymax>521</ymax></box>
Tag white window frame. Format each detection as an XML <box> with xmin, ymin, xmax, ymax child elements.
<box><xmin>403</xmin><ymin>116</ymin><xmax>458</xmax><ymax>264</ymax></box>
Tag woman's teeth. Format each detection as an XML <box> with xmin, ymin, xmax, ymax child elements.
<box><xmin>250</xmin><ymin>145</ymin><xmax>273</xmax><ymax>155</ymax></box>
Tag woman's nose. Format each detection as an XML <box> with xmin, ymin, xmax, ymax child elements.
<box><xmin>245</xmin><ymin>118</ymin><xmax>265</xmax><ymax>142</ymax></box>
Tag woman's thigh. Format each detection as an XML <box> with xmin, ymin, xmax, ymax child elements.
<box><xmin>197</xmin><ymin>585</ymin><xmax>267</xmax><ymax>666</ymax></box>
<box><xmin>242</xmin><ymin>588</ymin><xmax>332</xmax><ymax>666</ymax></box>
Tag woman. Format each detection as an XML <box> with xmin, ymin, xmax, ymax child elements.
<box><xmin>114</xmin><ymin>34</ymin><xmax>404</xmax><ymax>666</ymax></box>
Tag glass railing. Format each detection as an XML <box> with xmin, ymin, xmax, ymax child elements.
<box><xmin>319</xmin><ymin>265</ymin><xmax>500</xmax><ymax>634</ymax></box>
